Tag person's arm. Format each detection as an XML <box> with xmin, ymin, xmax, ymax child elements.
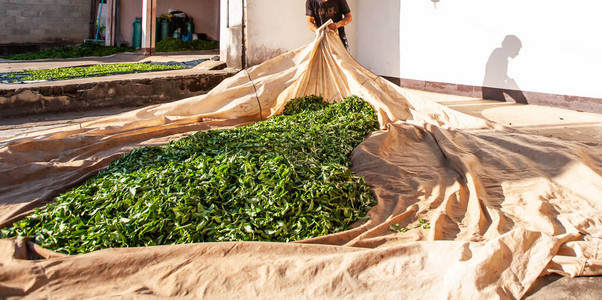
<box><xmin>328</xmin><ymin>13</ymin><xmax>352</xmax><ymax>30</ymax></box>
<box><xmin>306</xmin><ymin>16</ymin><xmax>318</xmax><ymax>32</ymax></box>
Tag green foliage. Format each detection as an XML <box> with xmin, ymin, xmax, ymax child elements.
<box><xmin>389</xmin><ymin>218</ymin><xmax>431</xmax><ymax>233</ymax></box>
<box><xmin>155</xmin><ymin>37</ymin><xmax>219</xmax><ymax>52</ymax></box>
<box><xmin>282</xmin><ymin>95</ymin><xmax>330</xmax><ymax>115</ymax></box>
<box><xmin>1</xmin><ymin>95</ymin><xmax>379</xmax><ymax>254</ymax></box>
<box><xmin>4</xmin><ymin>42</ymin><xmax>135</xmax><ymax>60</ymax></box>
<box><xmin>8</xmin><ymin>63</ymin><xmax>184</xmax><ymax>82</ymax></box>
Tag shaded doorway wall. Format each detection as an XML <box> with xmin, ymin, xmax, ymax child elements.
<box><xmin>356</xmin><ymin>0</ymin><xmax>400</xmax><ymax>81</ymax></box>
<box><xmin>119</xmin><ymin>0</ymin><xmax>220</xmax><ymax>47</ymax></box>
<box><xmin>246</xmin><ymin>0</ymin><xmax>357</xmax><ymax>67</ymax></box>
<box><xmin>219</xmin><ymin>0</ymin><xmax>244</xmax><ymax>69</ymax></box>
<box><xmin>220</xmin><ymin>0</ymin><xmax>358</xmax><ymax>69</ymax></box>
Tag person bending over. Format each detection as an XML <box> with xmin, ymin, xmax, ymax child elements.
<box><xmin>306</xmin><ymin>0</ymin><xmax>352</xmax><ymax>50</ymax></box>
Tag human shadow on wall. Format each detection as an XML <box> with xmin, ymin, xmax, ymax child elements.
<box><xmin>482</xmin><ymin>35</ymin><xmax>528</xmax><ymax>104</ymax></box>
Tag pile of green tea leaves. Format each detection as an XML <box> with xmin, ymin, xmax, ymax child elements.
<box><xmin>4</xmin><ymin>42</ymin><xmax>135</xmax><ymax>60</ymax></box>
<box><xmin>6</xmin><ymin>63</ymin><xmax>185</xmax><ymax>82</ymax></box>
<box><xmin>156</xmin><ymin>37</ymin><xmax>219</xmax><ymax>52</ymax></box>
<box><xmin>1</xmin><ymin>95</ymin><xmax>379</xmax><ymax>254</ymax></box>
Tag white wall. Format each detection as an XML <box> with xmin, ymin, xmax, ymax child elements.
<box><xmin>247</xmin><ymin>0</ymin><xmax>357</xmax><ymax>66</ymax></box>
<box><xmin>356</xmin><ymin>0</ymin><xmax>400</xmax><ymax>78</ymax></box>
<box><xmin>245</xmin><ymin>0</ymin><xmax>312</xmax><ymax>66</ymax></box>
<box><xmin>221</xmin><ymin>0</ymin><xmax>358</xmax><ymax>68</ymax></box>
<box><xmin>356</xmin><ymin>0</ymin><xmax>602</xmax><ymax>99</ymax></box>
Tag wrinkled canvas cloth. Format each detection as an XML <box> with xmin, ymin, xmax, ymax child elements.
<box><xmin>1</xmin><ymin>21</ymin><xmax>602</xmax><ymax>299</ymax></box>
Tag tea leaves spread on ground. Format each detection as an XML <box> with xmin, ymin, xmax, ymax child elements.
<box><xmin>4</xmin><ymin>42</ymin><xmax>135</xmax><ymax>60</ymax></box>
<box><xmin>1</xmin><ymin>96</ymin><xmax>378</xmax><ymax>254</ymax></box>
<box><xmin>155</xmin><ymin>38</ymin><xmax>219</xmax><ymax>52</ymax></box>
<box><xmin>7</xmin><ymin>63</ymin><xmax>184</xmax><ymax>82</ymax></box>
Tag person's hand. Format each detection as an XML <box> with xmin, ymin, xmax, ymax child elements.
<box><xmin>328</xmin><ymin>22</ymin><xmax>338</xmax><ymax>30</ymax></box>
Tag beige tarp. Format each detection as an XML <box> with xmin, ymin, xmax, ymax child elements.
<box><xmin>1</xmin><ymin>22</ymin><xmax>601</xmax><ymax>299</ymax></box>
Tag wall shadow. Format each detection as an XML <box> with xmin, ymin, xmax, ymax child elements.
<box><xmin>482</xmin><ymin>35</ymin><xmax>528</xmax><ymax>104</ymax></box>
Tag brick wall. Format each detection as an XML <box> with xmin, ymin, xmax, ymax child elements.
<box><xmin>0</xmin><ymin>0</ymin><xmax>92</xmax><ymax>45</ymax></box>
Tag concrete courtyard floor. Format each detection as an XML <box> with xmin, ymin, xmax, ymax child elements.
<box><xmin>0</xmin><ymin>49</ymin><xmax>221</xmax><ymax>73</ymax></box>
<box><xmin>0</xmin><ymin>49</ymin><xmax>235</xmax><ymax>121</ymax></box>
<box><xmin>413</xmin><ymin>89</ymin><xmax>602</xmax><ymax>145</ymax></box>
<box><xmin>2</xmin><ymin>88</ymin><xmax>601</xmax><ymax>147</ymax></box>
<box><xmin>0</xmin><ymin>58</ymin><xmax>600</xmax><ymax>298</ymax></box>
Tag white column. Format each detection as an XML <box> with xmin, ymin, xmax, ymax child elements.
<box><xmin>105</xmin><ymin>0</ymin><xmax>114</xmax><ymax>46</ymax></box>
<box><xmin>142</xmin><ymin>0</ymin><xmax>157</xmax><ymax>55</ymax></box>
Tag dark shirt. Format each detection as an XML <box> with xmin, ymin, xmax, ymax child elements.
<box><xmin>306</xmin><ymin>0</ymin><xmax>351</xmax><ymax>40</ymax></box>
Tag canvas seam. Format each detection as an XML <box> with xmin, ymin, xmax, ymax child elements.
<box><xmin>245</xmin><ymin>69</ymin><xmax>263</xmax><ymax>120</ymax></box>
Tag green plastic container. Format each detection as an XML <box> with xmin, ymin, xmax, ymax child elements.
<box><xmin>133</xmin><ymin>17</ymin><xmax>142</xmax><ymax>48</ymax></box>
<box><xmin>155</xmin><ymin>17</ymin><xmax>161</xmax><ymax>42</ymax></box>
<box><xmin>160</xmin><ymin>18</ymin><xmax>170</xmax><ymax>41</ymax></box>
